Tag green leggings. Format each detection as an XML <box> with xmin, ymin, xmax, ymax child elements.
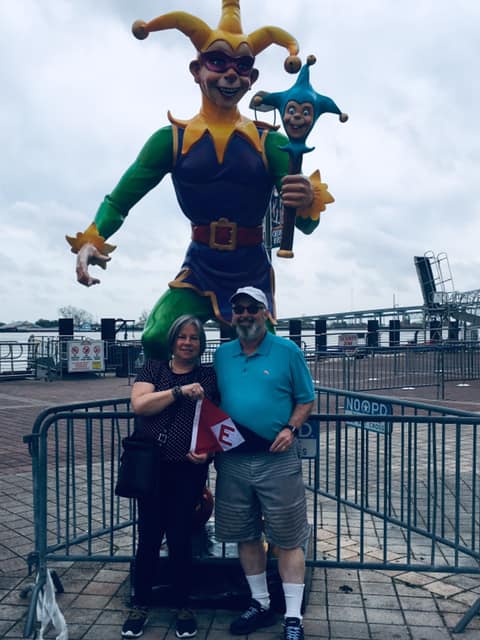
<box><xmin>142</xmin><ymin>288</ymin><xmax>214</xmax><ymax>360</ymax></box>
<box><xmin>142</xmin><ymin>287</ymin><xmax>275</xmax><ymax>360</ymax></box>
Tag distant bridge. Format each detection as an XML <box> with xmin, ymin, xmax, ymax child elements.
<box><xmin>277</xmin><ymin>304</ymin><xmax>425</xmax><ymax>329</ymax></box>
<box><xmin>276</xmin><ymin>251</ymin><xmax>480</xmax><ymax>332</ymax></box>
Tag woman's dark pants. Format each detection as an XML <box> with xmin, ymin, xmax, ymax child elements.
<box><xmin>133</xmin><ymin>461</ymin><xmax>209</xmax><ymax>607</ymax></box>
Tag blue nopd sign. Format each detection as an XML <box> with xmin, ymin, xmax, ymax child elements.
<box><xmin>344</xmin><ymin>396</ymin><xmax>393</xmax><ymax>434</ymax></box>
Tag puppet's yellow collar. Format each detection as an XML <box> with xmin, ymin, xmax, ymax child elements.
<box><xmin>168</xmin><ymin>98</ymin><xmax>263</xmax><ymax>164</ymax></box>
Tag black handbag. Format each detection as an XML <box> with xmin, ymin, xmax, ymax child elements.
<box><xmin>115</xmin><ymin>433</ymin><xmax>161</xmax><ymax>499</ymax></box>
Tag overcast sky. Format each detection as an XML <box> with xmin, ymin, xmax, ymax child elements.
<box><xmin>2</xmin><ymin>0</ymin><xmax>479</xmax><ymax>323</ymax></box>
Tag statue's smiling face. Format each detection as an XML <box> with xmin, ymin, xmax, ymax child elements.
<box><xmin>283</xmin><ymin>100</ymin><xmax>314</xmax><ymax>140</ymax></box>
<box><xmin>190</xmin><ymin>40</ymin><xmax>258</xmax><ymax>110</ymax></box>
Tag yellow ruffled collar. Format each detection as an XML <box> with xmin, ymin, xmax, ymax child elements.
<box><xmin>168</xmin><ymin>97</ymin><xmax>265</xmax><ymax>164</ymax></box>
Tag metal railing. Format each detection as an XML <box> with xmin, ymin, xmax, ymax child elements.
<box><xmin>22</xmin><ymin>388</ymin><xmax>480</xmax><ymax>636</ymax></box>
<box><xmin>23</xmin><ymin>398</ymin><xmax>132</xmax><ymax>637</ymax></box>
<box><xmin>309</xmin><ymin>387</ymin><xmax>480</xmax><ymax>575</ymax></box>
<box><xmin>0</xmin><ymin>340</ymin><xmax>40</xmax><ymax>379</ymax></box>
<box><xmin>0</xmin><ymin>337</ymin><xmax>63</xmax><ymax>380</ymax></box>
<box><xmin>4</xmin><ymin>338</ymin><xmax>480</xmax><ymax>396</ymax></box>
<box><xmin>308</xmin><ymin>342</ymin><xmax>480</xmax><ymax>398</ymax></box>
<box><xmin>0</xmin><ymin>338</ymin><xmax>220</xmax><ymax>382</ymax></box>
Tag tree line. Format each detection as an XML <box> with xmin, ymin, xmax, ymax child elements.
<box><xmin>0</xmin><ymin>307</ymin><xmax>150</xmax><ymax>329</ymax></box>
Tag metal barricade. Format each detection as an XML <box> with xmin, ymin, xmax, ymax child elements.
<box><xmin>310</xmin><ymin>387</ymin><xmax>480</xmax><ymax>633</ymax></box>
<box><xmin>23</xmin><ymin>398</ymin><xmax>132</xmax><ymax>638</ymax></box>
<box><xmin>309</xmin><ymin>343</ymin><xmax>480</xmax><ymax>398</ymax></box>
<box><xmin>23</xmin><ymin>389</ymin><xmax>480</xmax><ymax>636</ymax></box>
<box><xmin>310</xmin><ymin>345</ymin><xmax>444</xmax><ymax>396</ymax></box>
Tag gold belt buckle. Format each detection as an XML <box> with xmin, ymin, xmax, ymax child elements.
<box><xmin>209</xmin><ymin>218</ymin><xmax>237</xmax><ymax>251</ymax></box>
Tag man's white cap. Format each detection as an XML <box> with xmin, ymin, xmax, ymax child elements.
<box><xmin>230</xmin><ymin>286</ymin><xmax>268</xmax><ymax>308</ymax></box>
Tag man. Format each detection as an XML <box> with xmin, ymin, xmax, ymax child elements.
<box><xmin>214</xmin><ymin>286</ymin><xmax>314</xmax><ymax>640</ymax></box>
<box><xmin>66</xmin><ymin>1</ymin><xmax>335</xmax><ymax>360</ymax></box>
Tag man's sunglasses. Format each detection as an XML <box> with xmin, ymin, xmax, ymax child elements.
<box><xmin>232</xmin><ymin>304</ymin><xmax>263</xmax><ymax>315</ymax></box>
<box><xmin>199</xmin><ymin>51</ymin><xmax>255</xmax><ymax>77</ymax></box>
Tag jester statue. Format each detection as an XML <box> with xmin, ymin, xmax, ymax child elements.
<box><xmin>66</xmin><ymin>0</ymin><xmax>343</xmax><ymax>360</ymax></box>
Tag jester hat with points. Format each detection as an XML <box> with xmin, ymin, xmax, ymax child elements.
<box><xmin>132</xmin><ymin>0</ymin><xmax>301</xmax><ymax>73</ymax></box>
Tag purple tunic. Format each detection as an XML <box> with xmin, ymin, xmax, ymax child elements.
<box><xmin>170</xmin><ymin>126</ymin><xmax>276</xmax><ymax>323</ymax></box>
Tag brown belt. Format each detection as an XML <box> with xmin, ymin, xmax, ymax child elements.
<box><xmin>191</xmin><ymin>218</ymin><xmax>263</xmax><ymax>251</ymax></box>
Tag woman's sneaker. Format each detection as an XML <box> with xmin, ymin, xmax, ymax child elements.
<box><xmin>121</xmin><ymin>606</ymin><xmax>149</xmax><ymax>638</ymax></box>
<box><xmin>175</xmin><ymin>608</ymin><xmax>198</xmax><ymax>638</ymax></box>
<box><xmin>229</xmin><ymin>599</ymin><xmax>275</xmax><ymax>635</ymax></box>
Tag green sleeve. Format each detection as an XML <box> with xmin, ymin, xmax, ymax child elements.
<box><xmin>94</xmin><ymin>126</ymin><xmax>174</xmax><ymax>239</ymax></box>
<box><xmin>264</xmin><ymin>131</ymin><xmax>319</xmax><ymax>236</ymax></box>
<box><xmin>264</xmin><ymin>130</ymin><xmax>290</xmax><ymax>190</ymax></box>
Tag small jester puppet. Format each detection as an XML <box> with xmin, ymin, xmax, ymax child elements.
<box><xmin>66</xmin><ymin>0</ymin><xmax>338</xmax><ymax>360</ymax></box>
<box><xmin>252</xmin><ymin>54</ymin><xmax>348</xmax><ymax>257</ymax></box>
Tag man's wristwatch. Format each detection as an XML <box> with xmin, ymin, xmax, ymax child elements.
<box><xmin>286</xmin><ymin>424</ymin><xmax>298</xmax><ymax>437</ymax></box>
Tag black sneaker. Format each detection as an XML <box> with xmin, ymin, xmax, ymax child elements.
<box><xmin>283</xmin><ymin>617</ymin><xmax>304</xmax><ymax>640</ymax></box>
<box><xmin>175</xmin><ymin>608</ymin><xmax>197</xmax><ymax>638</ymax></box>
<box><xmin>121</xmin><ymin>606</ymin><xmax>149</xmax><ymax>638</ymax></box>
<box><xmin>229</xmin><ymin>599</ymin><xmax>275</xmax><ymax>635</ymax></box>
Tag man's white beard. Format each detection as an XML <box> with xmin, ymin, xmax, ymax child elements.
<box><xmin>235</xmin><ymin>320</ymin><xmax>264</xmax><ymax>342</ymax></box>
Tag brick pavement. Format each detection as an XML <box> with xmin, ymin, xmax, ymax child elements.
<box><xmin>1</xmin><ymin>374</ymin><xmax>480</xmax><ymax>639</ymax></box>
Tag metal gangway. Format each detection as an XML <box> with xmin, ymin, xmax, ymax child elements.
<box><xmin>415</xmin><ymin>251</ymin><xmax>480</xmax><ymax>324</ymax></box>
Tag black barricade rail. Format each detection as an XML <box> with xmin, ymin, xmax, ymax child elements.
<box><xmin>23</xmin><ymin>390</ymin><xmax>480</xmax><ymax>637</ymax></box>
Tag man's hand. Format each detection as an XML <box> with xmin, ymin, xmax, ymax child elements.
<box><xmin>269</xmin><ymin>427</ymin><xmax>296</xmax><ymax>454</ymax></box>
<box><xmin>76</xmin><ymin>243</ymin><xmax>111</xmax><ymax>287</ymax></box>
<box><xmin>280</xmin><ymin>174</ymin><xmax>314</xmax><ymax>209</ymax></box>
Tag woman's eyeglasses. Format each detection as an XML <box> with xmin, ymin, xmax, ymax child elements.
<box><xmin>199</xmin><ymin>51</ymin><xmax>255</xmax><ymax>76</ymax></box>
<box><xmin>232</xmin><ymin>304</ymin><xmax>262</xmax><ymax>315</ymax></box>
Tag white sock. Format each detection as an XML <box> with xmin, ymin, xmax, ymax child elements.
<box><xmin>283</xmin><ymin>582</ymin><xmax>304</xmax><ymax>620</ymax></box>
<box><xmin>246</xmin><ymin>572</ymin><xmax>270</xmax><ymax>610</ymax></box>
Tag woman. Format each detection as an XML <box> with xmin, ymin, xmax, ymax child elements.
<box><xmin>122</xmin><ymin>315</ymin><xmax>218</xmax><ymax>639</ymax></box>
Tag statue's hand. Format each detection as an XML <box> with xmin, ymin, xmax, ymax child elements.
<box><xmin>280</xmin><ymin>174</ymin><xmax>314</xmax><ymax>209</ymax></box>
<box><xmin>76</xmin><ymin>243</ymin><xmax>111</xmax><ymax>287</ymax></box>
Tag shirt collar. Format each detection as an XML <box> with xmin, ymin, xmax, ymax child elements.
<box><xmin>234</xmin><ymin>330</ymin><xmax>273</xmax><ymax>357</ymax></box>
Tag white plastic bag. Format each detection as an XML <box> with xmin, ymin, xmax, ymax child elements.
<box><xmin>36</xmin><ymin>569</ymin><xmax>68</xmax><ymax>640</ymax></box>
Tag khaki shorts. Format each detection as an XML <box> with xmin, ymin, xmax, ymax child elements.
<box><xmin>213</xmin><ymin>443</ymin><xmax>310</xmax><ymax>549</ymax></box>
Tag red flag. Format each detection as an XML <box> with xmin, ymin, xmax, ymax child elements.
<box><xmin>190</xmin><ymin>397</ymin><xmax>245</xmax><ymax>454</ymax></box>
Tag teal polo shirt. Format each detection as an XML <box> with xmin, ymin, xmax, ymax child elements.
<box><xmin>214</xmin><ymin>331</ymin><xmax>315</xmax><ymax>441</ymax></box>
